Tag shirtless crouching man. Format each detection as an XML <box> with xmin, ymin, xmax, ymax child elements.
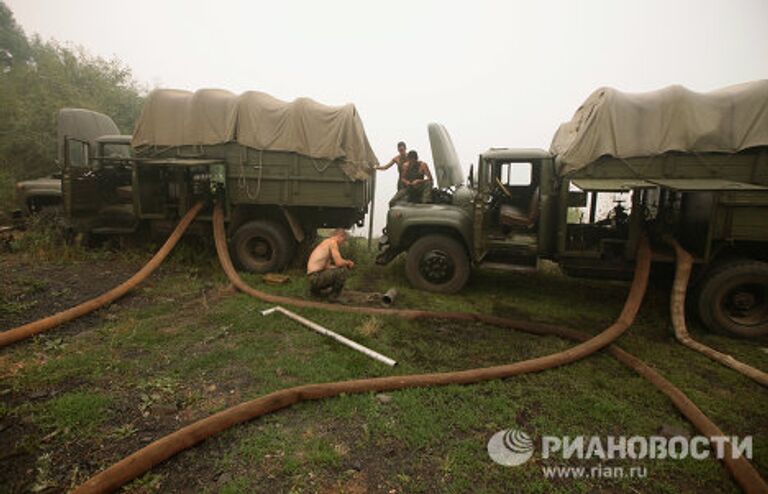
<box><xmin>306</xmin><ymin>229</ymin><xmax>355</xmax><ymax>300</ymax></box>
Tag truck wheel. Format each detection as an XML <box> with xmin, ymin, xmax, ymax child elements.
<box><xmin>405</xmin><ymin>234</ymin><xmax>470</xmax><ymax>293</ymax></box>
<box><xmin>697</xmin><ymin>259</ymin><xmax>768</xmax><ymax>338</ymax></box>
<box><xmin>231</xmin><ymin>220</ymin><xmax>295</xmax><ymax>273</ymax></box>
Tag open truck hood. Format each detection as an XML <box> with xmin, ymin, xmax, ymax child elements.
<box><xmin>58</xmin><ymin>108</ymin><xmax>121</xmax><ymax>162</ymax></box>
<box><xmin>428</xmin><ymin>123</ymin><xmax>464</xmax><ymax>188</ymax></box>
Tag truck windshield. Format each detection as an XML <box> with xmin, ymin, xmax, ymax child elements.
<box><xmin>102</xmin><ymin>143</ymin><xmax>131</xmax><ymax>158</ymax></box>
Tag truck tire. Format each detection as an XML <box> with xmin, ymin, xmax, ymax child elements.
<box><xmin>697</xmin><ymin>259</ymin><xmax>768</xmax><ymax>338</ymax></box>
<box><xmin>405</xmin><ymin>234</ymin><xmax>470</xmax><ymax>294</ymax></box>
<box><xmin>231</xmin><ymin>220</ymin><xmax>295</xmax><ymax>273</ymax></box>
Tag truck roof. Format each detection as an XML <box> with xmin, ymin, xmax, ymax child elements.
<box><xmin>481</xmin><ymin>148</ymin><xmax>552</xmax><ymax>161</ymax></box>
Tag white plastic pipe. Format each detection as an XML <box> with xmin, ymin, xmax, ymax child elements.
<box><xmin>261</xmin><ymin>305</ymin><xmax>397</xmax><ymax>367</ymax></box>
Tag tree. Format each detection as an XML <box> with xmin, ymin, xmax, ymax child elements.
<box><xmin>0</xmin><ymin>1</ymin><xmax>145</xmax><ymax>212</ymax></box>
<box><xmin>0</xmin><ymin>1</ymin><xmax>29</xmax><ymax>67</ymax></box>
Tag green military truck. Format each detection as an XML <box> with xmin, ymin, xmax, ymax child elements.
<box><xmin>14</xmin><ymin>108</ymin><xmax>130</xmax><ymax>216</ymax></box>
<box><xmin>376</xmin><ymin>81</ymin><xmax>768</xmax><ymax>338</ymax></box>
<box><xmin>57</xmin><ymin>89</ymin><xmax>377</xmax><ymax>272</ymax></box>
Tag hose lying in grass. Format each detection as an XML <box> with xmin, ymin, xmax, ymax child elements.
<box><xmin>70</xmin><ymin>204</ymin><xmax>767</xmax><ymax>494</ymax></box>
<box><xmin>72</xmin><ymin>328</ymin><xmax>768</xmax><ymax>494</ymax></box>
<box><xmin>0</xmin><ymin>202</ymin><xmax>204</xmax><ymax>349</ymax></box>
<box><xmin>669</xmin><ymin>240</ymin><xmax>768</xmax><ymax>387</ymax></box>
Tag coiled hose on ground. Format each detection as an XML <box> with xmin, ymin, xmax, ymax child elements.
<box><xmin>69</xmin><ymin>204</ymin><xmax>767</xmax><ymax>494</ymax></box>
<box><xmin>0</xmin><ymin>202</ymin><xmax>204</xmax><ymax>349</ymax></box>
<box><xmin>669</xmin><ymin>239</ymin><xmax>768</xmax><ymax>387</ymax></box>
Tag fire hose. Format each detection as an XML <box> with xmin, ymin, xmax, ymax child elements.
<box><xmin>0</xmin><ymin>202</ymin><xmax>204</xmax><ymax>349</ymax></box>
<box><xmin>68</xmin><ymin>204</ymin><xmax>767</xmax><ymax>494</ymax></box>
<box><xmin>669</xmin><ymin>240</ymin><xmax>768</xmax><ymax>387</ymax></box>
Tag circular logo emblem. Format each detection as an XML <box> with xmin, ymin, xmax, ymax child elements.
<box><xmin>487</xmin><ymin>429</ymin><xmax>534</xmax><ymax>466</ymax></box>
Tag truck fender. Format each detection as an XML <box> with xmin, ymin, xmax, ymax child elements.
<box><xmin>395</xmin><ymin>208</ymin><xmax>474</xmax><ymax>257</ymax></box>
<box><xmin>280</xmin><ymin>206</ymin><xmax>305</xmax><ymax>243</ymax></box>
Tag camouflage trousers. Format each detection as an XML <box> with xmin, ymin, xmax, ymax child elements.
<box><xmin>308</xmin><ymin>267</ymin><xmax>348</xmax><ymax>298</ymax></box>
<box><xmin>389</xmin><ymin>181</ymin><xmax>433</xmax><ymax>207</ymax></box>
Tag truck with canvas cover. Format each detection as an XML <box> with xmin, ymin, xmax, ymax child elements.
<box><xmin>61</xmin><ymin>89</ymin><xmax>378</xmax><ymax>272</ymax></box>
<box><xmin>377</xmin><ymin>80</ymin><xmax>768</xmax><ymax>338</ymax></box>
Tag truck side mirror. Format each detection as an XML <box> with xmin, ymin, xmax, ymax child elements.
<box><xmin>468</xmin><ymin>164</ymin><xmax>474</xmax><ymax>188</ymax></box>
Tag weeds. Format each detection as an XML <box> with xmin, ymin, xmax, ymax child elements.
<box><xmin>10</xmin><ymin>211</ymin><xmax>85</xmax><ymax>262</ymax></box>
<box><xmin>357</xmin><ymin>316</ymin><xmax>383</xmax><ymax>337</ymax></box>
<box><xmin>110</xmin><ymin>423</ymin><xmax>139</xmax><ymax>440</ymax></box>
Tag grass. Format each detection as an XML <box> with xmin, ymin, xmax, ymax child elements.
<box><xmin>36</xmin><ymin>391</ymin><xmax>112</xmax><ymax>436</ymax></box>
<box><xmin>1</xmin><ymin>236</ymin><xmax>767</xmax><ymax>493</ymax></box>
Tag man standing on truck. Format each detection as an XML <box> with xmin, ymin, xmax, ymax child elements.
<box><xmin>375</xmin><ymin>141</ymin><xmax>408</xmax><ymax>182</ymax></box>
<box><xmin>376</xmin><ymin>141</ymin><xmax>409</xmax><ymax>206</ymax></box>
<box><xmin>388</xmin><ymin>150</ymin><xmax>433</xmax><ymax>206</ymax></box>
<box><xmin>307</xmin><ymin>229</ymin><xmax>355</xmax><ymax>301</ymax></box>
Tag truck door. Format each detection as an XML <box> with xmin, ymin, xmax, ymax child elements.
<box><xmin>62</xmin><ymin>137</ymin><xmax>102</xmax><ymax>220</ymax></box>
<box><xmin>473</xmin><ymin>157</ymin><xmax>491</xmax><ymax>261</ymax></box>
<box><xmin>479</xmin><ymin>158</ymin><xmax>541</xmax><ymax>264</ymax></box>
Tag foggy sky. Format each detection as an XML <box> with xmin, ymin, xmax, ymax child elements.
<box><xmin>7</xmin><ymin>0</ymin><xmax>768</xmax><ymax>234</ymax></box>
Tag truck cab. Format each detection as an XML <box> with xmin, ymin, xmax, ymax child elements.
<box><xmin>376</xmin><ymin>124</ymin><xmax>560</xmax><ymax>292</ymax></box>
<box><xmin>471</xmin><ymin>148</ymin><xmax>558</xmax><ymax>268</ymax></box>
<box><xmin>14</xmin><ymin>108</ymin><xmax>130</xmax><ymax>224</ymax></box>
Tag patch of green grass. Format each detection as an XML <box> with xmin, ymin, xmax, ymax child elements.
<box><xmin>0</xmin><ymin>298</ymin><xmax>38</xmax><ymax>316</ymax></box>
<box><xmin>217</xmin><ymin>476</ymin><xmax>253</xmax><ymax>494</ymax></box>
<box><xmin>36</xmin><ymin>390</ymin><xmax>111</xmax><ymax>435</ymax></box>
<box><xmin>304</xmin><ymin>437</ymin><xmax>343</xmax><ymax>469</ymax></box>
<box><xmin>17</xmin><ymin>350</ymin><xmax>108</xmax><ymax>388</ymax></box>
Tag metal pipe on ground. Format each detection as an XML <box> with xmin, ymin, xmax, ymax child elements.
<box><xmin>0</xmin><ymin>202</ymin><xmax>204</xmax><ymax>349</ymax></box>
<box><xmin>68</xmin><ymin>204</ymin><xmax>768</xmax><ymax>494</ymax></box>
<box><xmin>669</xmin><ymin>240</ymin><xmax>768</xmax><ymax>387</ymax></box>
<box><xmin>261</xmin><ymin>305</ymin><xmax>397</xmax><ymax>367</ymax></box>
<box><xmin>381</xmin><ymin>288</ymin><xmax>398</xmax><ymax>307</ymax></box>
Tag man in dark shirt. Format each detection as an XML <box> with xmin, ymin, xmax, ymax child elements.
<box><xmin>389</xmin><ymin>150</ymin><xmax>433</xmax><ymax>206</ymax></box>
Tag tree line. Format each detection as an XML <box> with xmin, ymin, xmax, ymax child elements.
<box><xmin>0</xmin><ymin>1</ymin><xmax>144</xmax><ymax>212</ymax></box>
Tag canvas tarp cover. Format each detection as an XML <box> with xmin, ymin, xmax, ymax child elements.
<box><xmin>58</xmin><ymin>108</ymin><xmax>120</xmax><ymax>161</ymax></box>
<box><xmin>550</xmin><ymin>80</ymin><xmax>768</xmax><ymax>175</ymax></box>
<box><xmin>131</xmin><ymin>89</ymin><xmax>377</xmax><ymax>180</ymax></box>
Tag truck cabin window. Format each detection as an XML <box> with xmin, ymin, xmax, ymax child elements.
<box><xmin>496</xmin><ymin>162</ymin><xmax>532</xmax><ymax>187</ymax></box>
<box><xmin>100</xmin><ymin>143</ymin><xmax>132</xmax><ymax>170</ymax></box>
<box><xmin>66</xmin><ymin>139</ymin><xmax>89</xmax><ymax>168</ymax></box>
<box><xmin>491</xmin><ymin>162</ymin><xmax>534</xmax><ymax>207</ymax></box>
